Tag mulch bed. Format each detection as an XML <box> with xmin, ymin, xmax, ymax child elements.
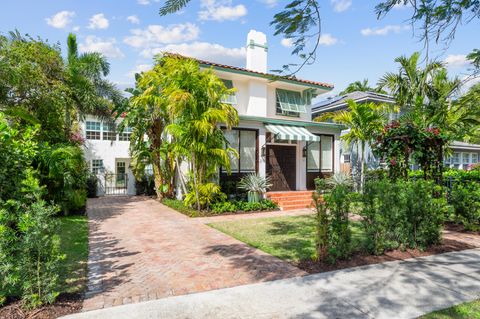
<box><xmin>444</xmin><ymin>222</ymin><xmax>480</xmax><ymax>235</ymax></box>
<box><xmin>0</xmin><ymin>294</ymin><xmax>83</xmax><ymax>319</ymax></box>
<box><xmin>297</xmin><ymin>237</ymin><xmax>478</xmax><ymax>274</ymax></box>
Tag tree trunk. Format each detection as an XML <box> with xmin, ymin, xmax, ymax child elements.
<box><xmin>360</xmin><ymin>141</ymin><xmax>366</xmax><ymax>193</ymax></box>
<box><xmin>191</xmin><ymin>153</ymin><xmax>201</xmax><ymax>211</ymax></box>
<box><xmin>152</xmin><ymin>151</ymin><xmax>164</xmax><ymax>200</ymax></box>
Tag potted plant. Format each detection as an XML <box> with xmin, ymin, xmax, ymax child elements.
<box><xmin>238</xmin><ymin>174</ymin><xmax>272</xmax><ymax>203</ymax></box>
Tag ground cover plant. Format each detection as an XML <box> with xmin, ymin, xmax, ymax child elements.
<box><xmin>162</xmin><ymin>198</ymin><xmax>278</xmax><ymax>217</ymax></box>
<box><xmin>420</xmin><ymin>299</ymin><xmax>480</xmax><ymax>319</ymax></box>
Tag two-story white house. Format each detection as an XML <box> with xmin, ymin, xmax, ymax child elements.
<box><xmin>81</xmin><ymin>30</ymin><xmax>344</xmax><ymax>203</ymax></box>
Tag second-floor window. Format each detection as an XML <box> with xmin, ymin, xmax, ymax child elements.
<box><xmin>103</xmin><ymin>123</ymin><xmax>116</xmax><ymax>141</ymax></box>
<box><xmin>220</xmin><ymin>79</ymin><xmax>237</xmax><ymax>105</ymax></box>
<box><xmin>86</xmin><ymin>121</ymin><xmax>101</xmax><ymax>140</ymax></box>
<box><xmin>85</xmin><ymin>120</ymin><xmax>132</xmax><ymax>142</ymax></box>
<box><xmin>276</xmin><ymin>89</ymin><xmax>306</xmax><ymax>117</ymax></box>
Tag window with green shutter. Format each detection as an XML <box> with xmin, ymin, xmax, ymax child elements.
<box><xmin>276</xmin><ymin>89</ymin><xmax>307</xmax><ymax>116</ymax></box>
<box><xmin>221</xmin><ymin>79</ymin><xmax>237</xmax><ymax>105</ymax></box>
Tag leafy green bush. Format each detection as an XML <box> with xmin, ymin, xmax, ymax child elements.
<box><xmin>313</xmin><ymin>177</ymin><xmax>353</xmax><ymax>263</ymax></box>
<box><xmin>409</xmin><ymin>168</ymin><xmax>480</xmax><ymax>183</ymax></box>
<box><xmin>360</xmin><ymin>179</ymin><xmax>446</xmax><ymax>255</ymax></box>
<box><xmin>211</xmin><ymin>199</ymin><xmax>278</xmax><ymax>214</ymax></box>
<box><xmin>135</xmin><ymin>175</ymin><xmax>156</xmax><ymax>196</ymax></box>
<box><xmin>184</xmin><ymin>182</ymin><xmax>226</xmax><ymax>210</ymax></box>
<box><xmin>450</xmin><ymin>181</ymin><xmax>480</xmax><ymax>230</ymax></box>
<box><xmin>211</xmin><ymin>201</ymin><xmax>237</xmax><ymax>214</ymax></box>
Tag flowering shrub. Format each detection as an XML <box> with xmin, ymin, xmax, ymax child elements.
<box><xmin>373</xmin><ymin>120</ymin><xmax>449</xmax><ymax>183</ymax></box>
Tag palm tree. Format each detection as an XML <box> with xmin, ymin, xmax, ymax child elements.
<box><xmin>378</xmin><ymin>52</ymin><xmax>443</xmax><ymax>118</ymax></box>
<box><xmin>339</xmin><ymin>79</ymin><xmax>386</xmax><ymax>95</ymax></box>
<box><xmin>64</xmin><ymin>33</ymin><xmax>123</xmax><ymax>134</ymax></box>
<box><xmin>163</xmin><ymin>56</ymin><xmax>239</xmax><ymax>209</ymax></box>
<box><xmin>315</xmin><ymin>100</ymin><xmax>386</xmax><ymax>192</ymax></box>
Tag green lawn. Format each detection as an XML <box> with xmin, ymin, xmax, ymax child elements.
<box><xmin>209</xmin><ymin>214</ymin><xmax>365</xmax><ymax>262</ymax></box>
<box><xmin>420</xmin><ymin>300</ymin><xmax>480</xmax><ymax>319</ymax></box>
<box><xmin>58</xmin><ymin>215</ymin><xmax>89</xmax><ymax>295</ymax></box>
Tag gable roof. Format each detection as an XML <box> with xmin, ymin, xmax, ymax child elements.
<box><xmin>163</xmin><ymin>53</ymin><xmax>334</xmax><ymax>91</ymax></box>
<box><xmin>312</xmin><ymin>91</ymin><xmax>395</xmax><ymax>114</ymax></box>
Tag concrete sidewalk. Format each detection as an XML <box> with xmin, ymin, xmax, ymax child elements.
<box><xmin>63</xmin><ymin>248</ymin><xmax>480</xmax><ymax>319</ymax></box>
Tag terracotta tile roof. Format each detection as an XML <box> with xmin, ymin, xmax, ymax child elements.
<box><xmin>164</xmin><ymin>53</ymin><xmax>334</xmax><ymax>90</ymax></box>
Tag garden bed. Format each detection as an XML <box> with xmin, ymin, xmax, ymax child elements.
<box><xmin>0</xmin><ymin>294</ymin><xmax>82</xmax><ymax>319</ymax></box>
<box><xmin>298</xmin><ymin>237</ymin><xmax>477</xmax><ymax>274</ymax></box>
<box><xmin>162</xmin><ymin>198</ymin><xmax>279</xmax><ymax>218</ymax></box>
<box><xmin>210</xmin><ymin>214</ymin><xmax>480</xmax><ymax>275</ymax></box>
<box><xmin>0</xmin><ymin>215</ymin><xmax>88</xmax><ymax>319</ymax></box>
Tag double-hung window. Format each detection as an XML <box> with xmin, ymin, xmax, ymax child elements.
<box><xmin>103</xmin><ymin>123</ymin><xmax>116</xmax><ymax>141</ymax></box>
<box><xmin>222</xmin><ymin>128</ymin><xmax>257</xmax><ymax>173</ymax></box>
<box><xmin>119</xmin><ymin>127</ymin><xmax>133</xmax><ymax>141</ymax></box>
<box><xmin>91</xmin><ymin>159</ymin><xmax>104</xmax><ymax>174</ymax></box>
<box><xmin>86</xmin><ymin>121</ymin><xmax>101</xmax><ymax>140</ymax></box>
<box><xmin>220</xmin><ymin>79</ymin><xmax>237</xmax><ymax>105</ymax></box>
<box><xmin>472</xmin><ymin>153</ymin><xmax>479</xmax><ymax>164</ymax></box>
<box><xmin>307</xmin><ymin>135</ymin><xmax>334</xmax><ymax>173</ymax></box>
<box><xmin>276</xmin><ymin>89</ymin><xmax>306</xmax><ymax>117</ymax></box>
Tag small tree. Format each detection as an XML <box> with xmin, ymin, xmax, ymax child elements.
<box><xmin>315</xmin><ymin>100</ymin><xmax>386</xmax><ymax>192</ymax></box>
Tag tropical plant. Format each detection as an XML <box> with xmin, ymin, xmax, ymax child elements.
<box><xmin>315</xmin><ymin>100</ymin><xmax>387</xmax><ymax>191</ymax></box>
<box><xmin>163</xmin><ymin>55</ymin><xmax>239</xmax><ymax>210</ymax></box>
<box><xmin>325</xmin><ymin>172</ymin><xmax>353</xmax><ymax>189</ymax></box>
<box><xmin>183</xmin><ymin>182</ymin><xmax>226</xmax><ymax>210</ymax></box>
<box><xmin>237</xmin><ymin>174</ymin><xmax>272</xmax><ymax>203</ymax></box>
<box><xmin>63</xmin><ymin>33</ymin><xmax>122</xmax><ymax>134</ymax></box>
<box><xmin>339</xmin><ymin>79</ymin><xmax>386</xmax><ymax>95</ymax></box>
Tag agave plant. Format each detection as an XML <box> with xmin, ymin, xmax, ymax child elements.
<box><xmin>237</xmin><ymin>174</ymin><xmax>272</xmax><ymax>203</ymax></box>
<box><xmin>325</xmin><ymin>172</ymin><xmax>353</xmax><ymax>189</ymax></box>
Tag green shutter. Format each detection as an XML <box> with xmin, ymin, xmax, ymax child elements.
<box><xmin>221</xmin><ymin>79</ymin><xmax>237</xmax><ymax>105</ymax></box>
<box><xmin>276</xmin><ymin>89</ymin><xmax>307</xmax><ymax>113</ymax></box>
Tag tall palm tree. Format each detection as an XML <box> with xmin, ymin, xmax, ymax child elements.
<box><xmin>163</xmin><ymin>56</ymin><xmax>238</xmax><ymax>209</ymax></box>
<box><xmin>339</xmin><ymin>79</ymin><xmax>386</xmax><ymax>95</ymax></box>
<box><xmin>378</xmin><ymin>52</ymin><xmax>443</xmax><ymax>117</ymax></box>
<box><xmin>315</xmin><ymin>100</ymin><xmax>387</xmax><ymax>192</ymax></box>
<box><xmin>64</xmin><ymin>33</ymin><xmax>123</xmax><ymax>134</ymax></box>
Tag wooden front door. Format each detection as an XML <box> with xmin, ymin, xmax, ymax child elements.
<box><xmin>266</xmin><ymin>145</ymin><xmax>296</xmax><ymax>191</ymax></box>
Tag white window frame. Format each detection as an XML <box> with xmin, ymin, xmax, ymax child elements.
<box><xmin>86</xmin><ymin>121</ymin><xmax>101</xmax><ymax>140</ymax></box>
<box><xmin>91</xmin><ymin>159</ymin><xmax>104</xmax><ymax>174</ymax></box>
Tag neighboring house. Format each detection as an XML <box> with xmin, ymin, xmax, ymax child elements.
<box><xmin>82</xmin><ymin>30</ymin><xmax>344</xmax><ymax>198</ymax></box>
<box><xmin>312</xmin><ymin>91</ymin><xmax>480</xmax><ymax>174</ymax></box>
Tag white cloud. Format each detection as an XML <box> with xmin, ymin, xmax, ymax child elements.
<box><xmin>73</xmin><ymin>26</ymin><xmax>80</xmax><ymax>32</ymax></box>
<box><xmin>281</xmin><ymin>34</ymin><xmax>337</xmax><ymax>48</ymax></box>
<box><xmin>141</xmin><ymin>41</ymin><xmax>246</xmax><ymax>66</ymax></box>
<box><xmin>319</xmin><ymin>33</ymin><xmax>338</xmax><ymax>46</ymax></box>
<box><xmin>88</xmin><ymin>13</ymin><xmax>109</xmax><ymax>29</ymax></box>
<box><xmin>199</xmin><ymin>0</ymin><xmax>247</xmax><ymax>21</ymax></box>
<box><xmin>281</xmin><ymin>38</ymin><xmax>293</xmax><ymax>48</ymax></box>
<box><xmin>393</xmin><ymin>2</ymin><xmax>411</xmax><ymax>9</ymax></box>
<box><xmin>127</xmin><ymin>63</ymin><xmax>152</xmax><ymax>78</ymax></box>
<box><xmin>127</xmin><ymin>15</ymin><xmax>140</xmax><ymax>24</ymax></box>
<box><xmin>444</xmin><ymin>54</ymin><xmax>471</xmax><ymax>68</ymax></box>
<box><xmin>361</xmin><ymin>25</ymin><xmax>410</xmax><ymax>36</ymax></box>
<box><xmin>124</xmin><ymin>23</ymin><xmax>200</xmax><ymax>49</ymax></box>
<box><xmin>331</xmin><ymin>0</ymin><xmax>352</xmax><ymax>12</ymax></box>
<box><xmin>79</xmin><ymin>36</ymin><xmax>124</xmax><ymax>58</ymax></box>
<box><xmin>46</xmin><ymin>11</ymin><xmax>75</xmax><ymax>29</ymax></box>
<box><xmin>137</xmin><ymin>0</ymin><xmax>160</xmax><ymax>5</ymax></box>
<box><xmin>258</xmin><ymin>0</ymin><xmax>278</xmax><ymax>7</ymax></box>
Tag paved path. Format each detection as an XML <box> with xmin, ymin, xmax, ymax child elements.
<box><xmin>65</xmin><ymin>248</ymin><xmax>480</xmax><ymax>319</ymax></box>
<box><xmin>82</xmin><ymin>196</ymin><xmax>304</xmax><ymax>311</ymax></box>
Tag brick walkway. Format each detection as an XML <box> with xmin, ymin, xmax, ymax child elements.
<box><xmin>83</xmin><ymin>196</ymin><xmax>305</xmax><ymax>311</ymax></box>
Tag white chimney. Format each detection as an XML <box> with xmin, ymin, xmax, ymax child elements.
<box><xmin>246</xmin><ymin>30</ymin><xmax>267</xmax><ymax>73</ymax></box>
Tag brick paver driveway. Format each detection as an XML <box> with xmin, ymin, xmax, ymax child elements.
<box><xmin>83</xmin><ymin>196</ymin><xmax>305</xmax><ymax>311</ymax></box>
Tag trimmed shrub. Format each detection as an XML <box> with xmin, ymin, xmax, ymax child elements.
<box><xmin>86</xmin><ymin>174</ymin><xmax>98</xmax><ymax>198</ymax></box>
<box><xmin>360</xmin><ymin>179</ymin><xmax>446</xmax><ymax>255</ymax></box>
<box><xmin>450</xmin><ymin>181</ymin><xmax>480</xmax><ymax>230</ymax></box>
<box><xmin>313</xmin><ymin>177</ymin><xmax>353</xmax><ymax>263</ymax></box>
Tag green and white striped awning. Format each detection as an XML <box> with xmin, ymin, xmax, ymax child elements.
<box><xmin>265</xmin><ymin>124</ymin><xmax>320</xmax><ymax>142</ymax></box>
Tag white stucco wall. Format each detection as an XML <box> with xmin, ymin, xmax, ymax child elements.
<box><xmin>81</xmin><ymin>117</ymin><xmax>136</xmax><ymax>196</ymax></box>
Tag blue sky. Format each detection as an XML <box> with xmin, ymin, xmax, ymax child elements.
<box><xmin>1</xmin><ymin>0</ymin><xmax>478</xmax><ymax>99</ymax></box>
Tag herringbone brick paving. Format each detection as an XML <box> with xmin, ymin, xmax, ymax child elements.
<box><xmin>83</xmin><ymin>196</ymin><xmax>305</xmax><ymax>311</ymax></box>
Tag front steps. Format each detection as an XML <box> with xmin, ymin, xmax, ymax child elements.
<box><xmin>266</xmin><ymin>191</ymin><xmax>315</xmax><ymax>211</ymax></box>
